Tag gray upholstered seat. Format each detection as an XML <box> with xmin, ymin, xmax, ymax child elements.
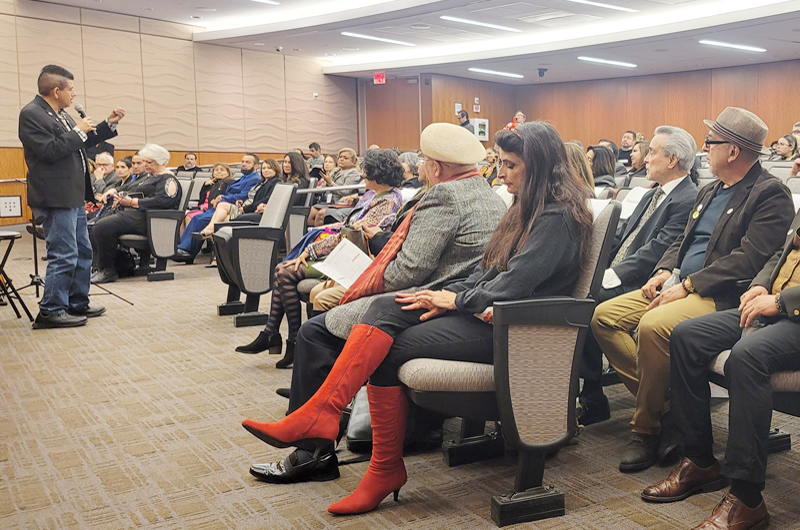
<box><xmin>710</xmin><ymin>350</ymin><xmax>800</xmax><ymax>392</ymax></box>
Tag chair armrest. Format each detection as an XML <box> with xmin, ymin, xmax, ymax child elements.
<box><xmin>214</xmin><ymin>220</ymin><xmax>257</xmax><ymax>230</ymax></box>
<box><xmin>146</xmin><ymin>210</ymin><xmax>185</xmax><ymax>222</ymax></box>
<box><xmin>493</xmin><ymin>297</ymin><xmax>595</xmax><ymax>328</ymax></box>
<box><xmin>225</xmin><ymin>226</ymin><xmax>285</xmax><ymax>242</ymax></box>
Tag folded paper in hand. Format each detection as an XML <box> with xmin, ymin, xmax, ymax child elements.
<box><xmin>311</xmin><ymin>238</ymin><xmax>373</xmax><ymax>289</ymax></box>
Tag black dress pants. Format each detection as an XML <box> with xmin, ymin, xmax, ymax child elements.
<box><xmin>579</xmin><ymin>284</ymin><xmax>632</xmax><ymax>383</ymax></box>
<box><xmin>287</xmin><ymin>296</ymin><xmax>494</xmax><ymax>411</ymax></box>
<box><xmin>91</xmin><ymin>211</ymin><xmax>146</xmax><ymax>270</ymax></box>
<box><xmin>669</xmin><ymin>308</ymin><xmax>800</xmax><ymax>485</ymax></box>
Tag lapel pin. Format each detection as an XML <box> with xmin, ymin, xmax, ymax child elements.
<box><xmin>726</xmin><ymin>208</ymin><xmax>734</xmax><ymax>214</ymax></box>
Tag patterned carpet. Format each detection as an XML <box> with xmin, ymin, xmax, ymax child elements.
<box><xmin>1</xmin><ymin>226</ymin><xmax>800</xmax><ymax>529</ymax></box>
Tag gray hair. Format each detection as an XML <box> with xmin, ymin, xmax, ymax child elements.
<box><xmin>398</xmin><ymin>151</ymin><xmax>419</xmax><ymax>175</ymax></box>
<box><xmin>653</xmin><ymin>125</ymin><xmax>697</xmax><ymax>173</ymax></box>
<box><xmin>95</xmin><ymin>152</ymin><xmax>113</xmax><ymax>165</ymax></box>
<box><xmin>139</xmin><ymin>143</ymin><xmax>171</xmax><ymax>166</ymax></box>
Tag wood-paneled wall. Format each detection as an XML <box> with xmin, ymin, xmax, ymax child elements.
<box><xmin>364</xmin><ymin>77</ymin><xmax>421</xmax><ymax>151</ymax></box>
<box><xmin>0</xmin><ymin>1</ymin><xmax>357</xmax><ymax>155</ymax></box>
<box><xmin>516</xmin><ymin>60</ymin><xmax>800</xmax><ymax>148</ymax></box>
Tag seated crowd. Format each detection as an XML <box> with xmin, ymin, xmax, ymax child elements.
<box><xmin>75</xmin><ymin>109</ymin><xmax>800</xmax><ymax>530</ymax></box>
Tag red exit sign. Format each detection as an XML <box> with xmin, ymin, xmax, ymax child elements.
<box><xmin>373</xmin><ymin>72</ymin><xmax>386</xmax><ymax>85</ymax></box>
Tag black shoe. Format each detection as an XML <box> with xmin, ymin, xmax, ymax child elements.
<box><xmin>236</xmin><ymin>332</ymin><xmax>282</xmax><ymax>354</ymax></box>
<box><xmin>172</xmin><ymin>249</ymin><xmax>194</xmax><ymax>264</ymax></box>
<box><xmin>90</xmin><ymin>268</ymin><xmax>118</xmax><ymax>284</ymax></box>
<box><xmin>620</xmin><ymin>433</ymin><xmax>660</xmax><ymax>472</ymax></box>
<box><xmin>32</xmin><ymin>311</ymin><xmax>88</xmax><ymax>329</ymax></box>
<box><xmin>0</xmin><ymin>294</ymin><xmax>6</xmax><ymax>306</ymax></box>
<box><xmin>249</xmin><ymin>449</ymin><xmax>339</xmax><ymax>484</ymax></box>
<box><xmin>578</xmin><ymin>392</ymin><xmax>611</xmax><ymax>426</ymax></box>
<box><xmin>275</xmin><ymin>339</ymin><xmax>295</xmax><ymax>369</ymax></box>
<box><xmin>276</xmin><ymin>388</ymin><xmax>290</xmax><ymax>399</ymax></box>
<box><xmin>68</xmin><ymin>304</ymin><xmax>106</xmax><ymax>318</ymax></box>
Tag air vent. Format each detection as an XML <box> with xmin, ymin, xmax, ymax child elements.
<box><xmin>470</xmin><ymin>2</ymin><xmax>547</xmax><ymax>18</ymax></box>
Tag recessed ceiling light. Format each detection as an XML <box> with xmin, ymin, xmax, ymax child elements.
<box><xmin>142</xmin><ymin>7</ymin><xmax>153</xmax><ymax>10</ymax></box>
<box><xmin>292</xmin><ymin>48</ymin><xmax>301</xmax><ymax>51</ymax></box>
<box><xmin>253</xmin><ymin>42</ymin><xmax>265</xmax><ymax>46</ymax></box>
<box><xmin>341</xmin><ymin>32</ymin><xmax>416</xmax><ymax>47</ymax></box>
<box><xmin>196</xmin><ymin>7</ymin><xmax>217</xmax><ymax>12</ymax></box>
<box><xmin>409</xmin><ymin>24</ymin><xmax>430</xmax><ymax>30</ymax></box>
<box><xmin>578</xmin><ymin>56</ymin><xmax>637</xmax><ymax>67</ymax></box>
<box><xmin>439</xmin><ymin>15</ymin><xmax>521</xmax><ymax>32</ymax></box>
<box><xmin>468</xmin><ymin>67</ymin><xmax>524</xmax><ymax>79</ymax></box>
<box><xmin>699</xmin><ymin>40</ymin><xmax>766</xmax><ymax>52</ymax></box>
<box><xmin>566</xmin><ymin>0</ymin><xmax>637</xmax><ymax>12</ymax></box>
<box><xmin>251</xmin><ymin>0</ymin><xmax>280</xmax><ymax>4</ymax></box>
<box><xmin>342</xmin><ymin>47</ymin><xmax>360</xmax><ymax>51</ymax></box>
<box><xmin>190</xmin><ymin>15</ymin><xmax>203</xmax><ymax>19</ymax></box>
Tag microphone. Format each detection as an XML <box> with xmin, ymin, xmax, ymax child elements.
<box><xmin>74</xmin><ymin>104</ymin><xmax>86</xmax><ymax>119</ymax></box>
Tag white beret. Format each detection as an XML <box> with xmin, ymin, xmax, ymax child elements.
<box><xmin>420</xmin><ymin>123</ymin><xmax>486</xmax><ymax>165</ymax></box>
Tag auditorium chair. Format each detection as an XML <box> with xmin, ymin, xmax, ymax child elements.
<box><xmin>118</xmin><ymin>177</ymin><xmax>193</xmax><ymax>282</ymax></box>
<box><xmin>627</xmin><ymin>176</ymin><xmax>651</xmax><ymax>188</ymax></box>
<box><xmin>397</xmin><ymin>199</ymin><xmax>620</xmax><ymax>527</ymax></box>
<box><xmin>212</xmin><ymin>183</ymin><xmax>296</xmax><ymax>327</ymax></box>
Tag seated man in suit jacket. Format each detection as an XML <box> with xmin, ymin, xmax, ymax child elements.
<box><xmin>592</xmin><ymin>107</ymin><xmax>795</xmax><ymax>473</ymax></box>
<box><xmin>641</xmin><ymin>208</ymin><xmax>800</xmax><ymax>530</ymax></box>
<box><xmin>579</xmin><ymin>126</ymin><xmax>699</xmax><ymax>426</ymax></box>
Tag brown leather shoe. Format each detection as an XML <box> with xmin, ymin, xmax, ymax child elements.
<box><xmin>692</xmin><ymin>493</ymin><xmax>769</xmax><ymax>530</ymax></box>
<box><xmin>642</xmin><ymin>457</ymin><xmax>727</xmax><ymax>503</ymax></box>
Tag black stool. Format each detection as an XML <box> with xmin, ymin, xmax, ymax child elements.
<box><xmin>0</xmin><ymin>231</ymin><xmax>34</xmax><ymax>321</ymax></box>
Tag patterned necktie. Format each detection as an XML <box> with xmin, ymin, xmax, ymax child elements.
<box><xmin>611</xmin><ymin>186</ymin><xmax>665</xmax><ymax>267</ymax></box>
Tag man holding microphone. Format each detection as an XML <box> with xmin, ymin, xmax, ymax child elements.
<box><xmin>19</xmin><ymin>65</ymin><xmax>125</xmax><ymax>329</ymax></box>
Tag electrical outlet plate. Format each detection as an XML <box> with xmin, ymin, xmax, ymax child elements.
<box><xmin>0</xmin><ymin>196</ymin><xmax>22</xmax><ymax>218</ymax></box>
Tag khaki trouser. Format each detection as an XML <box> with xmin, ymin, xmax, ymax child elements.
<box><xmin>591</xmin><ymin>289</ymin><xmax>717</xmax><ymax>435</ymax></box>
<box><xmin>309</xmin><ymin>280</ymin><xmax>347</xmax><ymax>311</ymax></box>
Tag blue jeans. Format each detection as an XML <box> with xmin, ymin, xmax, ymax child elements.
<box><xmin>178</xmin><ymin>208</ymin><xmax>215</xmax><ymax>257</ymax></box>
<box><xmin>33</xmin><ymin>207</ymin><xmax>93</xmax><ymax>313</ymax></box>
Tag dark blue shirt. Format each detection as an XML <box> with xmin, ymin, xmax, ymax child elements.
<box><xmin>679</xmin><ymin>183</ymin><xmax>738</xmax><ymax>279</ymax></box>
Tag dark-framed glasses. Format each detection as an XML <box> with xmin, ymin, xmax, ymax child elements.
<box><xmin>704</xmin><ymin>136</ymin><xmax>730</xmax><ymax>147</ymax></box>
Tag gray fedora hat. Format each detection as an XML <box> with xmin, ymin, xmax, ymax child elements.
<box><xmin>703</xmin><ymin>107</ymin><xmax>770</xmax><ymax>155</ymax></box>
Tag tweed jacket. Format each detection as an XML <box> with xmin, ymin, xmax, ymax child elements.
<box><xmin>325</xmin><ymin>175</ymin><xmax>508</xmax><ymax>338</ymax></box>
<box><xmin>654</xmin><ymin>162</ymin><xmax>794</xmax><ymax>310</ymax></box>
<box><xmin>752</xmin><ymin>209</ymin><xmax>800</xmax><ymax>320</ymax></box>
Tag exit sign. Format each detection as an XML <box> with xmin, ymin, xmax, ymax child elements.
<box><xmin>373</xmin><ymin>72</ymin><xmax>386</xmax><ymax>85</ymax></box>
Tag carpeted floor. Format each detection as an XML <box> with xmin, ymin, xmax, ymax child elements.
<box><xmin>1</xmin><ymin>226</ymin><xmax>800</xmax><ymax>529</ymax></box>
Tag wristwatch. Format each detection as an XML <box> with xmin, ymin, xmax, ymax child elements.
<box><xmin>776</xmin><ymin>292</ymin><xmax>785</xmax><ymax>314</ymax></box>
<box><xmin>682</xmin><ymin>276</ymin><xmax>695</xmax><ymax>294</ymax></box>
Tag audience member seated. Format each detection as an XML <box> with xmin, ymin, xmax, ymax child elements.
<box><xmin>91</xmin><ymin>152</ymin><xmax>120</xmax><ymax>201</ymax></box>
<box><xmin>640</xmin><ymin>210</ymin><xmax>800</xmax><ymax>530</ymax></box>
<box><xmin>599</xmin><ymin>139</ymin><xmax>631</xmax><ymax>178</ymax></box>
<box><xmin>176</xmin><ymin>152</ymin><xmax>201</xmax><ymax>174</ymax></box>
<box><xmin>308</xmin><ymin>148</ymin><xmax>362</xmax><ymax>226</ymax></box>
<box><xmin>624</xmin><ymin>140</ymin><xmax>650</xmax><ymax>185</ymax></box>
<box><xmin>619</xmin><ymin>130</ymin><xmax>636</xmax><ymax>165</ymax></box>
<box><xmin>314</xmin><ymin>154</ymin><xmax>336</xmax><ymax>188</ymax></box>
<box><xmin>503</xmin><ymin>110</ymin><xmax>526</xmax><ymax>130</ymax></box>
<box><xmin>565</xmin><ymin>142</ymin><xmax>595</xmax><ymax>196</ymax></box>
<box><xmin>579</xmin><ymin>126</ymin><xmax>698</xmax><ymax>426</ymax></box>
<box><xmin>242</xmin><ymin>123</ymin><xmax>507</xmax><ymax>486</ymax></box>
<box><xmin>173</xmin><ymin>154</ymin><xmax>261</xmax><ymax>263</ymax></box>
<box><xmin>89</xmin><ymin>144</ymin><xmax>182</xmax><ymax>284</ymax></box>
<box><xmin>767</xmin><ymin>134</ymin><xmax>799</xmax><ymax>161</ymax></box>
<box><xmin>791</xmin><ymin>157</ymin><xmax>800</xmax><ymax>178</ymax></box>
<box><xmin>197</xmin><ymin>159</ymin><xmax>283</xmax><ymax>237</ymax></box>
<box><xmin>636</xmin><ymin>132</ymin><xmax>647</xmax><ymax>142</ymax></box>
<box><xmin>235</xmin><ymin>149</ymin><xmax>404</xmax><ymax>367</ymax></box>
<box><xmin>240</xmin><ymin>122</ymin><xmax>593</xmax><ymax>516</ymax></box>
<box><xmin>458</xmin><ymin>110</ymin><xmax>474</xmax><ymax>134</ymax></box>
<box><xmin>591</xmin><ymin>107</ymin><xmax>795</xmax><ymax>473</ymax></box>
<box><xmin>587</xmin><ymin>145</ymin><xmax>617</xmax><ymax>188</ymax></box>
<box><xmin>307</xmin><ymin>142</ymin><xmax>324</xmax><ymax>172</ymax></box>
<box><xmin>398</xmin><ymin>152</ymin><xmax>422</xmax><ymax>189</ymax></box>
<box><xmin>480</xmin><ymin>147</ymin><xmax>499</xmax><ymax>185</ymax></box>
<box><xmin>793</xmin><ymin>121</ymin><xmax>800</xmax><ymax>137</ymax></box>
<box><xmin>183</xmin><ymin>163</ymin><xmax>234</xmax><ymax>229</ymax></box>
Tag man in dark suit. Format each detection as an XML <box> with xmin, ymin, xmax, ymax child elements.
<box><xmin>641</xmin><ymin>209</ymin><xmax>800</xmax><ymax>530</ymax></box>
<box><xmin>592</xmin><ymin>107</ymin><xmax>795</xmax><ymax>472</ymax></box>
<box><xmin>19</xmin><ymin>65</ymin><xmax>124</xmax><ymax>329</ymax></box>
<box><xmin>580</xmin><ymin>126</ymin><xmax>699</xmax><ymax>425</ymax></box>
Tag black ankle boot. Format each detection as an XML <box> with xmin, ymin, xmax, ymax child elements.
<box><xmin>235</xmin><ymin>332</ymin><xmax>282</xmax><ymax>354</ymax></box>
<box><xmin>275</xmin><ymin>339</ymin><xmax>295</xmax><ymax>369</ymax></box>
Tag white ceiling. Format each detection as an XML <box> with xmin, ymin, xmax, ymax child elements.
<box><xmin>38</xmin><ymin>0</ymin><xmax>800</xmax><ymax>84</ymax></box>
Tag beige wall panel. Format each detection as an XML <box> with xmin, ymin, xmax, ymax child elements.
<box><xmin>81</xmin><ymin>27</ymin><xmax>146</xmax><ymax>149</ymax></box>
<box><xmin>80</xmin><ymin>9</ymin><xmax>139</xmax><ymax>33</ymax></box>
<box><xmin>141</xmin><ymin>35</ymin><xmax>199</xmax><ymax>150</ymax></box>
<box><xmin>324</xmin><ymin>75</ymin><xmax>358</xmax><ymax>152</ymax></box>
<box><xmin>284</xmin><ymin>56</ymin><xmax>325</xmax><ymax>150</ymax></box>
<box><xmin>194</xmin><ymin>43</ymin><xmax>245</xmax><ymax>152</ymax></box>
<box><xmin>0</xmin><ymin>15</ymin><xmax>20</xmax><ymax>146</ymax></box>
<box><xmin>140</xmin><ymin>18</ymin><xmax>195</xmax><ymax>40</ymax></box>
<box><xmin>0</xmin><ymin>0</ymin><xmax>14</xmax><ymax>15</ymax></box>
<box><xmin>242</xmin><ymin>50</ymin><xmax>286</xmax><ymax>153</ymax></box>
<box><xmin>16</xmin><ymin>17</ymin><xmax>83</xmax><ymax>113</ymax></box>
<box><xmin>15</xmin><ymin>0</ymin><xmax>80</xmax><ymax>23</ymax></box>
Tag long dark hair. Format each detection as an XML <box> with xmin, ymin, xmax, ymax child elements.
<box><xmin>283</xmin><ymin>152</ymin><xmax>309</xmax><ymax>185</ymax></box>
<box><xmin>483</xmin><ymin>122</ymin><xmax>593</xmax><ymax>271</ymax></box>
<box><xmin>587</xmin><ymin>145</ymin><xmax>615</xmax><ymax>178</ymax></box>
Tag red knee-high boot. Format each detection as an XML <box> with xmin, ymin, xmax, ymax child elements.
<box><xmin>242</xmin><ymin>324</ymin><xmax>394</xmax><ymax>455</ymax></box>
<box><xmin>328</xmin><ymin>384</ymin><xmax>408</xmax><ymax>515</ymax></box>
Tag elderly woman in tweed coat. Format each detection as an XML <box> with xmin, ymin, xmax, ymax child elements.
<box><xmin>244</xmin><ymin>123</ymin><xmax>508</xmax><ymax>485</ymax></box>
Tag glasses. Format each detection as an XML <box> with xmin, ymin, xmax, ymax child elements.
<box><xmin>704</xmin><ymin>136</ymin><xmax>730</xmax><ymax>147</ymax></box>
